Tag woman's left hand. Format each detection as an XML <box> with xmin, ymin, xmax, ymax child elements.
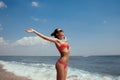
<box><xmin>25</xmin><ymin>28</ymin><xmax>35</xmax><ymax>33</ymax></box>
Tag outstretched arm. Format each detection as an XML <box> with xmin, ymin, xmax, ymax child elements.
<box><xmin>25</xmin><ymin>28</ymin><xmax>58</xmax><ymax>43</ymax></box>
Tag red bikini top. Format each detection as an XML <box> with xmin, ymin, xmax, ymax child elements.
<box><xmin>57</xmin><ymin>43</ymin><xmax>69</xmax><ymax>51</ymax></box>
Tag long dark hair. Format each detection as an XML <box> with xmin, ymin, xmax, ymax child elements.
<box><xmin>51</xmin><ymin>28</ymin><xmax>63</xmax><ymax>38</ymax></box>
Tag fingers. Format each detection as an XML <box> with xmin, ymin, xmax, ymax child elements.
<box><xmin>25</xmin><ymin>28</ymin><xmax>32</xmax><ymax>33</ymax></box>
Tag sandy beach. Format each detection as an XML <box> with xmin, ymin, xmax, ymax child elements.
<box><xmin>0</xmin><ymin>64</ymin><xmax>31</xmax><ymax>80</ymax></box>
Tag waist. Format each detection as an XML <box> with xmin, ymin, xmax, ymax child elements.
<box><xmin>58</xmin><ymin>56</ymin><xmax>69</xmax><ymax>63</ymax></box>
<box><xmin>59</xmin><ymin>49</ymin><xmax>70</xmax><ymax>56</ymax></box>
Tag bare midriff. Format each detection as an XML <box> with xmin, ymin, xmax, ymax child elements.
<box><xmin>58</xmin><ymin>50</ymin><xmax>70</xmax><ymax>63</ymax></box>
<box><xmin>55</xmin><ymin>42</ymin><xmax>70</xmax><ymax>64</ymax></box>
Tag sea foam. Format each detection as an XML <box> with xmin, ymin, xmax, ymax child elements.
<box><xmin>0</xmin><ymin>60</ymin><xmax>120</xmax><ymax>80</ymax></box>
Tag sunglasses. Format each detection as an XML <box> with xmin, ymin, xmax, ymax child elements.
<box><xmin>58</xmin><ymin>30</ymin><xmax>63</xmax><ymax>32</ymax></box>
<box><xmin>55</xmin><ymin>29</ymin><xmax>64</xmax><ymax>33</ymax></box>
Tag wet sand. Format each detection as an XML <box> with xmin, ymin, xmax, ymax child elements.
<box><xmin>0</xmin><ymin>64</ymin><xmax>31</xmax><ymax>80</ymax></box>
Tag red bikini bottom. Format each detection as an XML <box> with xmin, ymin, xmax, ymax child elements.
<box><xmin>56</xmin><ymin>60</ymin><xmax>68</xmax><ymax>68</ymax></box>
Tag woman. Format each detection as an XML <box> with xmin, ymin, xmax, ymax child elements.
<box><xmin>25</xmin><ymin>28</ymin><xmax>70</xmax><ymax>80</ymax></box>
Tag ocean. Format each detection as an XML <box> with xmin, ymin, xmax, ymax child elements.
<box><xmin>0</xmin><ymin>56</ymin><xmax>120</xmax><ymax>80</ymax></box>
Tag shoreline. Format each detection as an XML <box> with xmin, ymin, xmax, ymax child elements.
<box><xmin>0</xmin><ymin>64</ymin><xmax>31</xmax><ymax>80</ymax></box>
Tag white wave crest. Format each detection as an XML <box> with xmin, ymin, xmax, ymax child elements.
<box><xmin>0</xmin><ymin>60</ymin><xmax>120</xmax><ymax>80</ymax></box>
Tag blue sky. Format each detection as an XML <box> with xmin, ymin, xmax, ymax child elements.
<box><xmin>0</xmin><ymin>0</ymin><xmax>120</xmax><ymax>56</ymax></box>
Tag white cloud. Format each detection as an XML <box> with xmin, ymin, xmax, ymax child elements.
<box><xmin>0</xmin><ymin>36</ymin><xmax>50</xmax><ymax>46</ymax></box>
<box><xmin>0</xmin><ymin>37</ymin><xmax>8</xmax><ymax>45</ymax></box>
<box><xmin>0</xmin><ymin>37</ymin><xmax>56</xmax><ymax>56</ymax></box>
<box><xmin>14</xmin><ymin>36</ymin><xmax>50</xmax><ymax>46</ymax></box>
<box><xmin>32</xmin><ymin>1</ymin><xmax>39</xmax><ymax>7</ymax></box>
<box><xmin>31</xmin><ymin>17</ymin><xmax>40</xmax><ymax>21</ymax></box>
<box><xmin>33</xmin><ymin>18</ymin><xmax>39</xmax><ymax>21</ymax></box>
<box><xmin>31</xmin><ymin>16</ymin><xmax>47</xmax><ymax>22</ymax></box>
<box><xmin>0</xmin><ymin>1</ymin><xmax>7</xmax><ymax>8</ymax></box>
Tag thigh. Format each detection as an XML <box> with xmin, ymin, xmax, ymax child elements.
<box><xmin>64</xmin><ymin>66</ymin><xmax>68</xmax><ymax>80</ymax></box>
<box><xmin>56</xmin><ymin>62</ymin><xmax>65</xmax><ymax>80</ymax></box>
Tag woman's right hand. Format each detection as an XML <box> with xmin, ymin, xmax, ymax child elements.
<box><xmin>25</xmin><ymin>28</ymin><xmax>35</xmax><ymax>33</ymax></box>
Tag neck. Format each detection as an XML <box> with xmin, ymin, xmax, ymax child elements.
<box><xmin>58</xmin><ymin>36</ymin><xmax>67</xmax><ymax>42</ymax></box>
<box><xmin>58</xmin><ymin>36</ymin><xmax>62</xmax><ymax>40</ymax></box>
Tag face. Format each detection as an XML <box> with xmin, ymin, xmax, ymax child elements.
<box><xmin>57</xmin><ymin>30</ymin><xmax>64</xmax><ymax>37</ymax></box>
